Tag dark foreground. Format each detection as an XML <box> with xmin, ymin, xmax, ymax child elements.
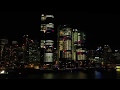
<box><xmin>0</xmin><ymin>68</ymin><xmax>120</xmax><ymax>79</ymax></box>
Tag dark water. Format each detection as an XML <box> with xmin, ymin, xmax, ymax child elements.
<box><xmin>1</xmin><ymin>69</ymin><xmax>120</xmax><ymax>79</ymax></box>
<box><xmin>18</xmin><ymin>69</ymin><xmax>120</xmax><ymax>79</ymax></box>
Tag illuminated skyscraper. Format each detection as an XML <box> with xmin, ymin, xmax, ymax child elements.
<box><xmin>57</xmin><ymin>26</ymin><xmax>86</xmax><ymax>68</ymax></box>
<box><xmin>22</xmin><ymin>35</ymin><xmax>29</xmax><ymax>63</ymax></box>
<box><xmin>57</xmin><ymin>25</ymin><xmax>74</xmax><ymax>68</ymax></box>
<box><xmin>0</xmin><ymin>37</ymin><xmax>8</xmax><ymax>68</ymax></box>
<box><xmin>0</xmin><ymin>38</ymin><xmax>8</xmax><ymax>60</ymax></box>
<box><xmin>28</xmin><ymin>39</ymin><xmax>40</xmax><ymax>64</ymax></box>
<box><xmin>58</xmin><ymin>27</ymin><xmax>86</xmax><ymax>60</ymax></box>
<box><xmin>7</xmin><ymin>41</ymin><xmax>19</xmax><ymax>68</ymax></box>
<box><xmin>40</xmin><ymin>14</ymin><xmax>55</xmax><ymax>66</ymax></box>
<box><xmin>58</xmin><ymin>25</ymin><xmax>72</xmax><ymax>60</ymax></box>
<box><xmin>72</xmin><ymin>29</ymin><xmax>86</xmax><ymax>67</ymax></box>
<box><xmin>74</xmin><ymin>30</ymin><xmax>87</xmax><ymax>67</ymax></box>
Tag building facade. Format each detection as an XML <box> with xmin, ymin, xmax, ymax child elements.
<box><xmin>40</xmin><ymin>14</ymin><xmax>55</xmax><ymax>67</ymax></box>
<box><xmin>57</xmin><ymin>26</ymin><xmax>86</xmax><ymax>68</ymax></box>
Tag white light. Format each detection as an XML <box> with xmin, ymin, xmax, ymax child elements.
<box><xmin>46</xmin><ymin>15</ymin><xmax>54</xmax><ymax>18</ymax></box>
<box><xmin>75</xmin><ymin>29</ymin><xmax>77</xmax><ymax>31</ymax></box>
<box><xmin>0</xmin><ymin>70</ymin><xmax>5</xmax><ymax>74</ymax></box>
<box><xmin>49</xmin><ymin>46</ymin><xmax>52</xmax><ymax>47</ymax></box>
<box><xmin>41</xmin><ymin>14</ymin><xmax>45</xmax><ymax>16</ymax></box>
<box><xmin>46</xmin><ymin>23</ymin><xmax>54</xmax><ymax>28</ymax></box>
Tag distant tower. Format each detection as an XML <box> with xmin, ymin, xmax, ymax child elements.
<box><xmin>40</xmin><ymin>14</ymin><xmax>55</xmax><ymax>66</ymax></box>
<box><xmin>29</xmin><ymin>39</ymin><xmax>40</xmax><ymax>64</ymax></box>
<box><xmin>76</xmin><ymin>31</ymin><xmax>86</xmax><ymax>61</ymax></box>
<box><xmin>103</xmin><ymin>45</ymin><xmax>112</xmax><ymax>61</ymax></box>
<box><xmin>23</xmin><ymin>35</ymin><xmax>29</xmax><ymax>63</ymax></box>
<box><xmin>0</xmin><ymin>38</ymin><xmax>8</xmax><ymax>60</ymax></box>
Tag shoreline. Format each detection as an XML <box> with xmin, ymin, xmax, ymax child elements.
<box><xmin>0</xmin><ymin>68</ymin><xmax>117</xmax><ymax>79</ymax></box>
<box><xmin>6</xmin><ymin>67</ymin><xmax>116</xmax><ymax>74</ymax></box>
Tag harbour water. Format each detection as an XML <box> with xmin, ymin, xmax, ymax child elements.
<box><xmin>1</xmin><ymin>69</ymin><xmax>120</xmax><ymax>79</ymax></box>
<box><xmin>26</xmin><ymin>70</ymin><xmax>118</xmax><ymax>79</ymax></box>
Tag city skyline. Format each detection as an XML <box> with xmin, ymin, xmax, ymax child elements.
<box><xmin>0</xmin><ymin>12</ymin><xmax>120</xmax><ymax>49</ymax></box>
<box><xmin>1</xmin><ymin>12</ymin><xmax>120</xmax><ymax>79</ymax></box>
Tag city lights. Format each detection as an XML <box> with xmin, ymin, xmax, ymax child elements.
<box><xmin>0</xmin><ymin>13</ymin><xmax>119</xmax><ymax>76</ymax></box>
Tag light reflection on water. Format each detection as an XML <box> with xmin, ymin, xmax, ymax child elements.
<box><xmin>43</xmin><ymin>73</ymin><xmax>54</xmax><ymax>79</ymax></box>
<box><xmin>94</xmin><ymin>71</ymin><xmax>102</xmax><ymax>79</ymax></box>
<box><xmin>27</xmin><ymin>69</ymin><xmax>120</xmax><ymax>79</ymax></box>
<box><xmin>41</xmin><ymin>72</ymin><xmax>87</xmax><ymax>79</ymax></box>
<box><xmin>116</xmin><ymin>69</ymin><xmax>120</xmax><ymax>79</ymax></box>
<box><xmin>77</xmin><ymin>72</ymin><xmax>87</xmax><ymax>79</ymax></box>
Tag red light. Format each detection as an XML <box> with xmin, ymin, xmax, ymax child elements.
<box><xmin>63</xmin><ymin>50</ymin><xmax>66</xmax><ymax>52</ymax></box>
<box><xmin>64</xmin><ymin>36</ymin><xmax>66</xmax><ymax>40</ymax></box>
<box><xmin>16</xmin><ymin>45</ymin><xmax>18</xmax><ymax>47</ymax></box>
<box><xmin>77</xmin><ymin>52</ymin><xmax>82</xmax><ymax>54</ymax></box>
<box><xmin>78</xmin><ymin>40</ymin><xmax>81</xmax><ymax>43</ymax></box>
<box><xmin>31</xmin><ymin>40</ymin><xmax>33</xmax><ymax>42</ymax></box>
<box><xmin>52</xmin><ymin>30</ymin><xmax>54</xmax><ymax>32</ymax></box>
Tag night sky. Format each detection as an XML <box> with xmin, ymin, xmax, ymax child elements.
<box><xmin>0</xmin><ymin>12</ymin><xmax>120</xmax><ymax>50</ymax></box>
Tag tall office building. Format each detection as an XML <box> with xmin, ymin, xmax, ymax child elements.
<box><xmin>58</xmin><ymin>27</ymin><xmax>86</xmax><ymax>61</ymax></box>
<box><xmin>72</xmin><ymin>29</ymin><xmax>78</xmax><ymax>61</ymax></box>
<box><xmin>103</xmin><ymin>45</ymin><xmax>112</xmax><ymax>62</ymax></box>
<box><xmin>18</xmin><ymin>46</ymin><xmax>24</xmax><ymax>63</ymax></box>
<box><xmin>57</xmin><ymin>25</ymin><xmax>74</xmax><ymax>68</ymax></box>
<box><xmin>58</xmin><ymin>25</ymin><xmax>72</xmax><ymax>60</ymax></box>
<box><xmin>40</xmin><ymin>14</ymin><xmax>54</xmax><ymax>66</ymax></box>
<box><xmin>76</xmin><ymin>31</ymin><xmax>86</xmax><ymax>61</ymax></box>
<box><xmin>22</xmin><ymin>35</ymin><xmax>29</xmax><ymax>63</ymax></box>
<box><xmin>58</xmin><ymin>26</ymin><xmax>86</xmax><ymax>68</ymax></box>
<box><xmin>29</xmin><ymin>39</ymin><xmax>40</xmax><ymax>64</ymax></box>
<box><xmin>73</xmin><ymin>30</ymin><xmax>86</xmax><ymax>67</ymax></box>
<box><xmin>0</xmin><ymin>37</ymin><xmax>8</xmax><ymax>68</ymax></box>
<box><xmin>8</xmin><ymin>41</ymin><xmax>19</xmax><ymax>68</ymax></box>
<box><xmin>2</xmin><ymin>44</ymin><xmax>10</xmax><ymax>68</ymax></box>
<box><xmin>0</xmin><ymin>38</ymin><xmax>8</xmax><ymax>60</ymax></box>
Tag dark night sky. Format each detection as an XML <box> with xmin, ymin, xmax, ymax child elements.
<box><xmin>0</xmin><ymin>12</ymin><xmax>120</xmax><ymax>50</ymax></box>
